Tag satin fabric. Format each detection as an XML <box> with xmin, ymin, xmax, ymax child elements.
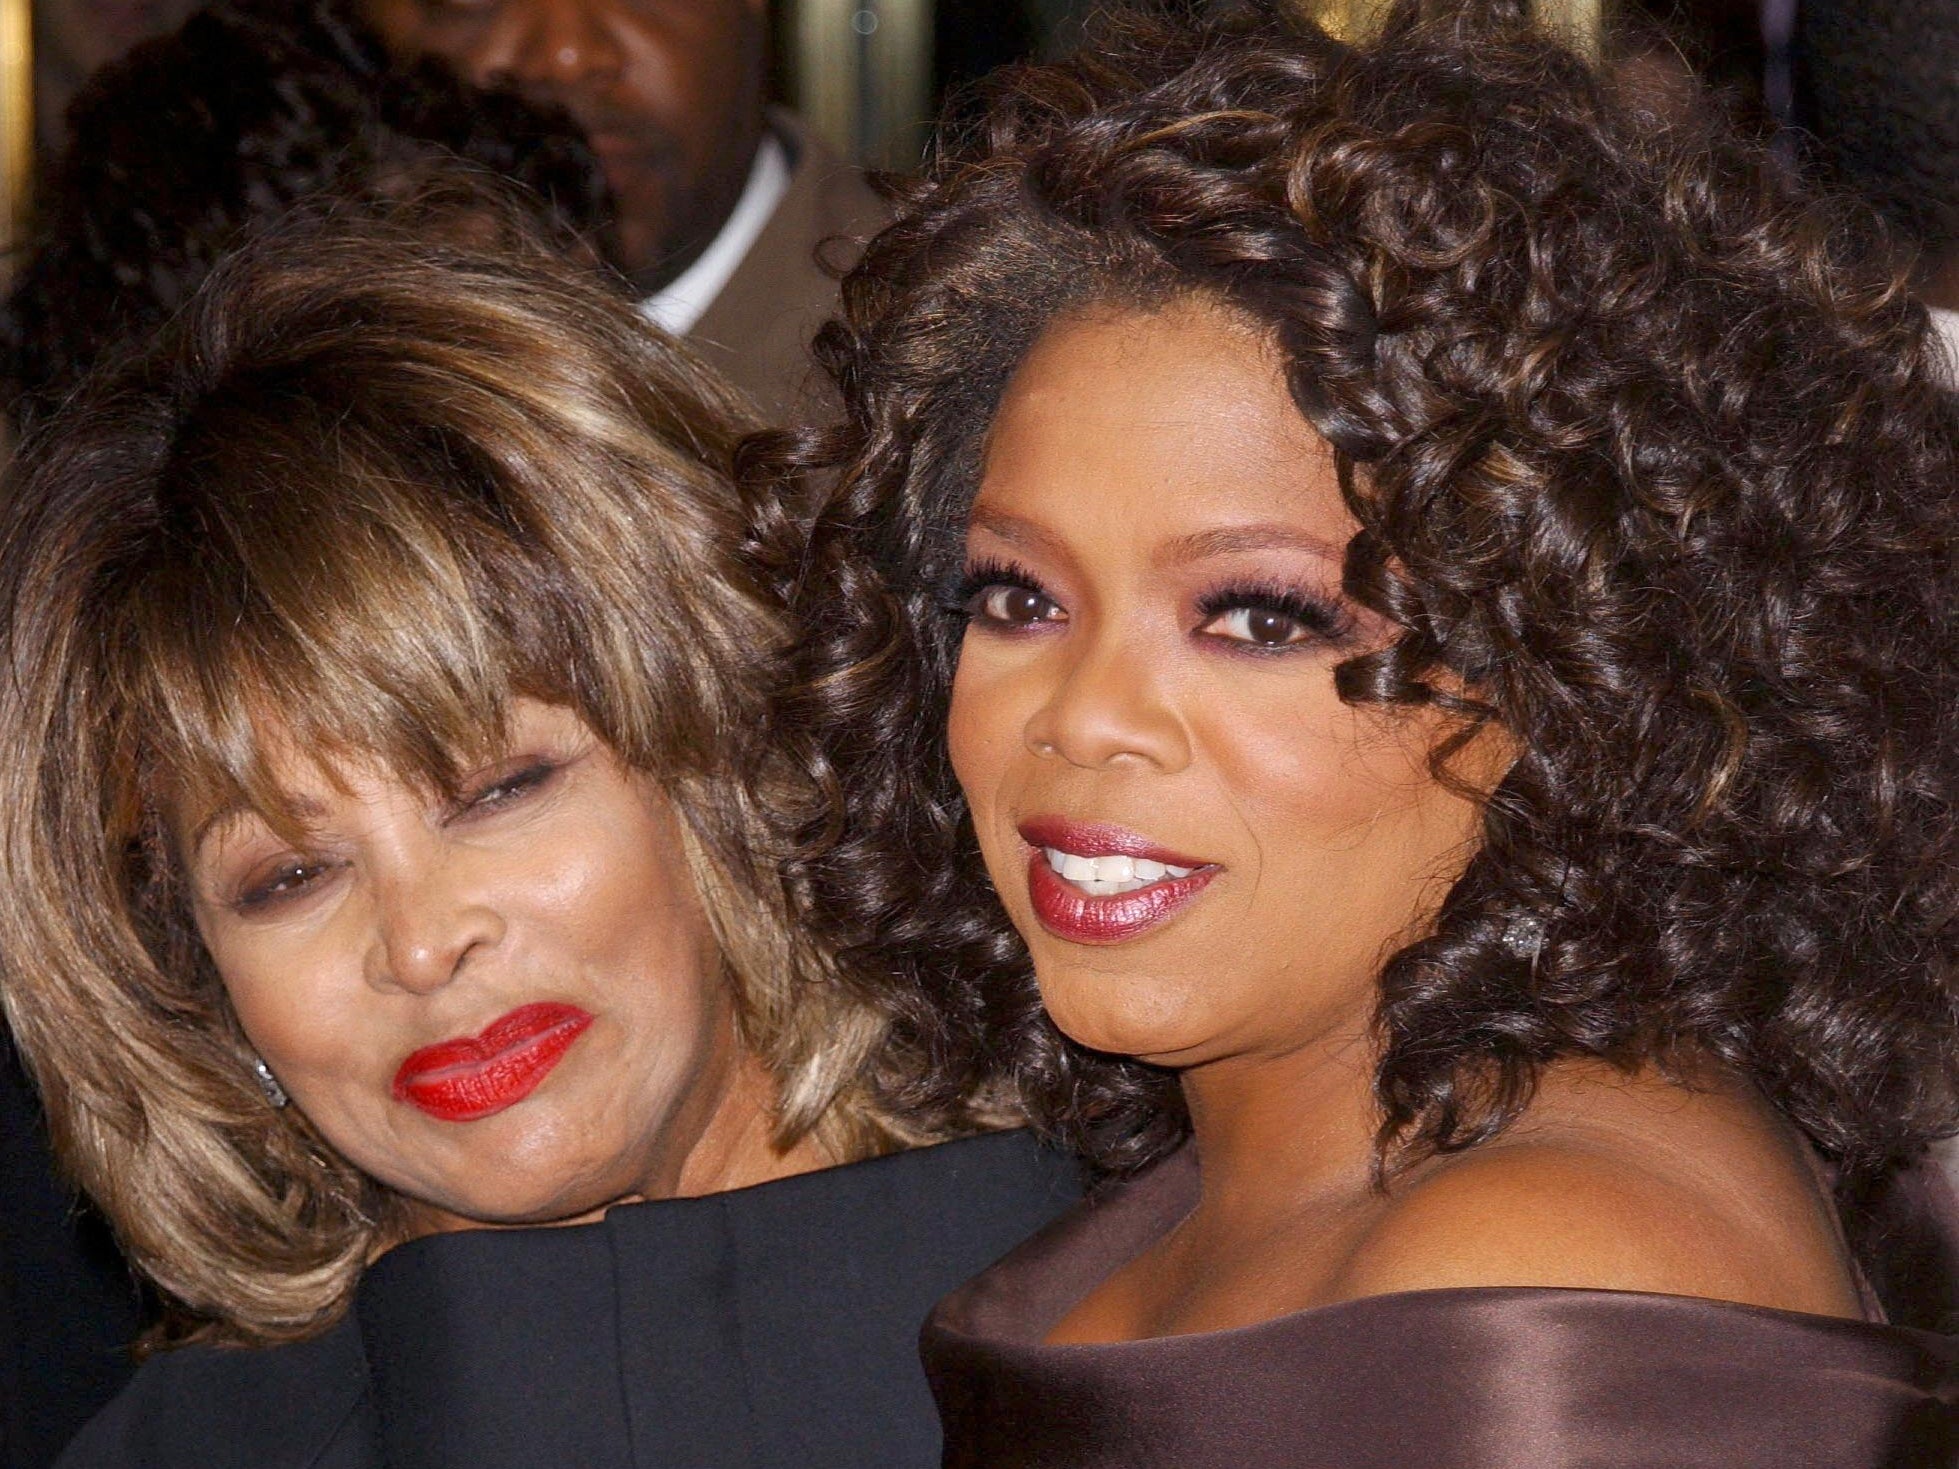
<box><xmin>923</xmin><ymin>1147</ymin><xmax>1959</xmax><ymax>1468</ymax></box>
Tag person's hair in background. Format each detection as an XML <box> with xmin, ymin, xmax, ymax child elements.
<box><xmin>1796</xmin><ymin>0</ymin><xmax>1959</xmax><ymax>313</ymax></box>
<box><xmin>0</xmin><ymin>213</ymin><xmax>955</xmax><ymax>1346</ymax></box>
<box><xmin>0</xmin><ymin>0</ymin><xmax>612</xmax><ymax>438</ymax></box>
<box><xmin>755</xmin><ymin>0</ymin><xmax>1959</xmax><ymax>1214</ymax></box>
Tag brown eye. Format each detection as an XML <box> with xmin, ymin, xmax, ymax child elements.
<box><xmin>1204</xmin><ymin>606</ymin><xmax>1312</xmax><ymax>647</ymax></box>
<box><xmin>971</xmin><ymin>584</ymin><xmax>1063</xmax><ymax>627</ymax></box>
<box><xmin>235</xmin><ymin>858</ymin><xmax>332</xmax><ymax>912</ymax></box>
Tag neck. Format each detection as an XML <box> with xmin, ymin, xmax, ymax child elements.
<box><xmin>624</xmin><ymin>121</ymin><xmax>768</xmax><ymax>294</ymax></box>
<box><xmin>1176</xmin><ymin>1008</ymin><xmax>1384</xmax><ymax>1234</ymax></box>
<box><xmin>672</xmin><ymin>1046</ymin><xmax>832</xmax><ymax>1196</ymax></box>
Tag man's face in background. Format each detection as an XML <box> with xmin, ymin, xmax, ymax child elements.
<box><xmin>359</xmin><ymin>0</ymin><xmax>769</xmax><ymax>284</ymax></box>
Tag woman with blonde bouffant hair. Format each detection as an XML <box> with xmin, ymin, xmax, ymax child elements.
<box><xmin>0</xmin><ymin>208</ymin><xmax>1073</xmax><ymax>1468</ymax></box>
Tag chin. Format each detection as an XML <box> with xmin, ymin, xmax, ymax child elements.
<box><xmin>1034</xmin><ymin>962</ymin><xmax>1219</xmax><ymax>1065</ymax></box>
<box><xmin>424</xmin><ymin>1172</ymin><xmax>623</xmax><ymax>1231</ymax></box>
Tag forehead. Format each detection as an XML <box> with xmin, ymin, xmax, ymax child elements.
<box><xmin>974</xmin><ymin>300</ymin><xmax>1350</xmax><ymax>558</ymax></box>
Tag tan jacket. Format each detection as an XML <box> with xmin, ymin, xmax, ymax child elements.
<box><xmin>687</xmin><ymin>111</ymin><xmax>890</xmax><ymax>426</ymax></box>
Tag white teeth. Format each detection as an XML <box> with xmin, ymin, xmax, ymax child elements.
<box><xmin>1043</xmin><ymin>847</ymin><xmax>1199</xmax><ymax>894</ymax></box>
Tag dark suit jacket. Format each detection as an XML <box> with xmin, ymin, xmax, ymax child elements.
<box><xmin>685</xmin><ymin>111</ymin><xmax>889</xmax><ymax>427</ymax></box>
<box><xmin>58</xmin><ymin>1131</ymin><xmax>1080</xmax><ymax>1469</ymax></box>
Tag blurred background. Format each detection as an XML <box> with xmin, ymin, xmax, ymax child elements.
<box><xmin>0</xmin><ymin>0</ymin><xmax>1805</xmax><ymax>255</ymax></box>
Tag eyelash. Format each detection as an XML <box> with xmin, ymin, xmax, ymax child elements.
<box><xmin>227</xmin><ymin>761</ymin><xmax>560</xmax><ymax>913</ymax></box>
<box><xmin>457</xmin><ymin>760</ymin><xmax>559</xmax><ymax>815</ymax></box>
<box><xmin>950</xmin><ymin>559</ymin><xmax>1349</xmax><ymax>651</ymax></box>
<box><xmin>1193</xmin><ymin>582</ymin><xmax>1352</xmax><ymax>650</ymax></box>
<box><xmin>233</xmin><ymin>859</ymin><xmax>334</xmax><ymax>913</ymax></box>
<box><xmin>948</xmin><ymin>558</ymin><xmax>1057</xmax><ymax>625</ymax></box>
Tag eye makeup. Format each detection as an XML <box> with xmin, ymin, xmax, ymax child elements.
<box><xmin>230</xmin><ymin>852</ymin><xmax>337</xmax><ymax>914</ymax></box>
<box><xmin>451</xmin><ymin>759</ymin><xmax>562</xmax><ymax>819</ymax></box>
<box><xmin>943</xmin><ymin>557</ymin><xmax>1057</xmax><ymax>622</ymax></box>
<box><xmin>1193</xmin><ymin>580</ymin><xmax>1354</xmax><ymax>650</ymax></box>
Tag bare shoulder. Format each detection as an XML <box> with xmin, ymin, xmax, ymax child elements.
<box><xmin>1328</xmin><ymin>1065</ymin><xmax>1866</xmax><ymax>1319</ymax></box>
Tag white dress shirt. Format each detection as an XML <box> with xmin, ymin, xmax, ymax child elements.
<box><xmin>637</xmin><ymin>131</ymin><xmax>793</xmax><ymax>337</ymax></box>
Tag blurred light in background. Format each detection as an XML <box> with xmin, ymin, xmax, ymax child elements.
<box><xmin>2</xmin><ymin>0</ymin><xmax>29</xmax><ymax>256</ymax></box>
<box><xmin>789</xmin><ymin>0</ymin><xmax>934</xmax><ymax>169</ymax></box>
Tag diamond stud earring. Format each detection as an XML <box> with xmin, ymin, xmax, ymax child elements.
<box><xmin>251</xmin><ymin>1057</ymin><xmax>289</xmax><ymax>1109</ymax></box>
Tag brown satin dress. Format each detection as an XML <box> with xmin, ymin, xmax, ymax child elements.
<box><xmin>923</xmin><ymin>1147</ymin><xmax>1959</xmax><ymax>1467</ymax></box>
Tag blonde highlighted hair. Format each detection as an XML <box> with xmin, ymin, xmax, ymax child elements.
<box><xmin>0</xmin><ymin>212</ymin><xmax>943</xmax><ymax>1345</ymax></box>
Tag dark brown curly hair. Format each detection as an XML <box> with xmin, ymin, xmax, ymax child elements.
<box><xmin>746</xmin><ymin>0</ymin><xmax>1959</xmax><ymax>1206</ymax></box>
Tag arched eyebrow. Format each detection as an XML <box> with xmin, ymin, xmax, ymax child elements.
<box><xmin>967</xmin><ymin>511</ymin><xmax>1345</xmax><ymax>569</ymax></box>
<box><xmin>966</xmin><ymin>506</ymin><xmax>1063</xmax><ymax>551</ymax></box>
<box><xmin>1157</xmin><ymin>525</ymin><xmax>1346</xmax><ymax>566</ymax></box>
<box><xmin>187</xmin><ymin>794</ymin><xmax>325</xmax><ymax>860</ymax></box>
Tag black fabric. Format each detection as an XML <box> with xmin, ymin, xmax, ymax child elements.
<box><xmin>55</xmin><ymin>1318</ymin><xmax>377</xmax><ymax>1469</ymax></box>
<box><xmin>924</xmin><ymin>1146</ymin><xmax>1959</xmax><ymax>1469</ymax></box>
<box><xmin>0</xmin><ymin>1035</ymin><xmax>143</xmax><ymax>1469</ymax></box>
<box><xmin>60</xmin><ymin>1129</ymin><xmax>1079</xmax><ymax>1468</ymax></box>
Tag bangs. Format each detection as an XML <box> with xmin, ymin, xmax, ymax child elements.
<box><xmin>113</xmin><ymin>385</ymin><xmax>595</xmax><ymax>839</ymax></box>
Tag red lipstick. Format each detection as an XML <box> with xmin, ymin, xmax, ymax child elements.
<box><xmin>392</xmin><ymin>1002</ymin><xmax>593</xmax><ymax>1123</ymax></box>
<box><xmin>1017</xmin><ymin>817</ymin><xmax>1219</xmax><ymax>945</ymax></box>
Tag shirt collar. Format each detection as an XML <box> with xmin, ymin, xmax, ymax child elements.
<box><xmin>637</xmin><ymin>130</ymin><xmax>793</xmax><ymax>337</ymax></box>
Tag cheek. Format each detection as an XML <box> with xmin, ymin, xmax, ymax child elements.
<box><xmin>355</xmin><ymin>0</ymin><xmax>429</xmax><ymax>56</ymax></box>
<box><xmin>205</xmin><ymin>924</ymin><xmax>380</xmax><ymax>1099</ymax></box>
<box><xmin>527</xmin><ymin>808</ymin><xmax>721</xmax><ymax>1020</ymax></box>
<box><xmin>947</xmin><ymin>646</ymin><xmax>1027</xmax><ymax>840</ymax></box>
<box><xmin>1205</xmin><ymin>691</ymin><xmax>1479</xmax><ymax>939</ymax></box>
<box><xmin>618</xmin><ymin>24</ymin><xmax>704</xmax><ymax>125</ymax></box>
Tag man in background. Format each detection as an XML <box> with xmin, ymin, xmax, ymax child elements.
<box><xmin>358</xmin><ymin>0</ymin><xmax>887</xmax><ymax>421</ymax></box>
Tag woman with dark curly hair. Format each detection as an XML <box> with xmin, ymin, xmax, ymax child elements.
<box><xmin>753</xmin><ymin>1</ymin><xmax>1959</xmax><ymax>1461</ymax></box>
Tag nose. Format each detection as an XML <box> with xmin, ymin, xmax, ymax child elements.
<box><xmin>362</xmin><ymin>856</ymin><xmax>506</xmax><ymax>996</ymax></box>
<box><xmin>468</xmin><ymin>0</ymin><xmax>625</xmax><ymax>96</ymax></box>
<box><xmin>1022</xmin><ymin>632</ymin><xmax>1191</xmax><ymax>774</ymax></box>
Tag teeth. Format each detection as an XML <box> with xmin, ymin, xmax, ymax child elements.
<box><xmin>1043</xmin><ymin>848</ymin><xmax>1199</xmax><ymax>891</ymax></box>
